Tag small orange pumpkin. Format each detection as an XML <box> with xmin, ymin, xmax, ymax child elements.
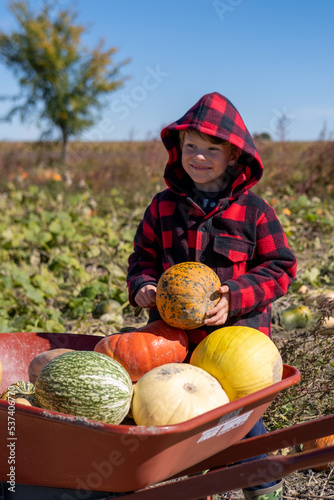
<box><xmin>156</xmin><ymin>262</ymin><xmax>221</xmax><ymax>330</ymax></box>
<box><xmin>94</xmin><ymin>320</ymin><xmax>188</xmax><ymax>381</ymax></box>
<box><xmin>303</xmin><ymin>435</ymin><xmax>334</xmax><ymax>471</ymax></box>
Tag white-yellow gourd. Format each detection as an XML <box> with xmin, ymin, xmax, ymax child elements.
<box><xmin>132</xmin><ymin>362</ymin><xmax>229</xmax><ymax>426</ymax></box>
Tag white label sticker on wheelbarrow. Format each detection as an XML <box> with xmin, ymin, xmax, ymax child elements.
<box><xmin>197</xmin><ymin>410</ymin><xmax>253</xmax><ymax>443</ymax></box>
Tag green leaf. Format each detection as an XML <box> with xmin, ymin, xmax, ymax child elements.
<box><xmin>0</xmin><ymin>319</ymin><xmax>12</xmax><ymax>333</ymax></box>
<box><xmin>68</xmin><ymin>297</ymin><xmax>94</xmax><ymax>317</ymax></box>
<box><xmin>2</xmin><ymin>227</ymin><xmax>25</xmax><ymax>248</ymax></box>
<box><xmin>107</xmin><ymin>229</ymin><xmax>120</xmax><ymax>247</ymax></box>
<box><xmin>32</xmin><ymin>270</ymin><xmax>59</xmax><ymax>297</ymax></box>
<box><xmin>80</xmin><ymin>281</ymin><xmax>107</xmax><ymax>300</ymax></box>
<box><xmin>301</xmin><ymin>267</ymin><xmax>321</xmax><ymax>287</ymax></box>
<box><xmin>24</xmin><ymin>284</ymin><xmax>45</xmax><ymax>304</ymax></box>
<box><xmin>11</xmin><ymin>267</ymin><xmax>31</xmax><ymax>287</ymax></box>
<box><xmin>11</xmin><ymin>314</ymin><xmax>29</xmax><ymax>331</ymax></box>
<box><xmin>121</xmin><ymin>229</ymin><xmax>135</xmax><ymax>243</ymax></box>
<box><xmin>23</xmin><ymin>222</ymin><xmax>53</xmax><ymax>246</ymax></box>
<box><xmin>48</xmin><ymin>254</ymin><xmax>82</xmax><ymax>272</ymax></box>
<box><xmin>49</xmin><ymin>213</ymin><xmax>76</xmax><ymax>239</ymax></box>
<box><xmin>0</xmin><ymin>274</ymin><xmax>13</xmax><ymax>290</ymax></box>
<box><xmin>44</xmin><ymin>320</ymin><xmax>66</xmax><ymax>333</ymax></box>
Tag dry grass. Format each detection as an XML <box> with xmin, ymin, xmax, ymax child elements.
<box><xmin>1</xmin><ymin>139</ymin><xmax>334</xmax><ymax>202</ymax></box>
<box><xmin>217</xmin><ymin>468</ymin><xmax>334</xmax><ymax>499</ymax></box>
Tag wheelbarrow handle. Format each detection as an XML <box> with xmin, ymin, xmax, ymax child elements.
<box><xmin>114</xmin><ymin>446</ymin><xmax>334</xmax><ymax>500</ymax></box>
<box><xmin>116</xmin><ymin>414</ymin><xmax>334</xmax><ymax>500</ymax></box>
<box><xmin>178</xmin><ymin>413</ymin><xmax>334</xmax><ymax>476</ymax></box>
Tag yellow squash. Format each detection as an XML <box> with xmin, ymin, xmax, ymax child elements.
<box><xmin>190</xmin><ymin>326</ymin><xmax>283</xmax><ymax>401</ymax></box>
<box><xmin>132</xmin><ymin>362</ymin><xmax>229</xmax><ymax>426</ymax></box>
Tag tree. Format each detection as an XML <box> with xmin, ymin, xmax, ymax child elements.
<box><xmin>275</xmin><ymin>111</ymin><xmax>291</xmax><ymax>142</ymax></box>
<box><xmin>0</xmin><ymin>1</ymin><xmax>129</xmax><ymax>161</ymax></box>
<box><xmin>253</xmin><ymin>132</ymin><xmax>272</xmax><ymax>141</ymax></box>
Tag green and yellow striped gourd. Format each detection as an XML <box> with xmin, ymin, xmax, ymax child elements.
<box><xmin>35</xmin><ymin>350</ymin><xmax>133</xmax><ymax>424</ymax></box>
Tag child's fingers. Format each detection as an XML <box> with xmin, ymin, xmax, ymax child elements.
<box><xmin>206</xmin><ymin>296</ymin><xmax>228</xmax><ymax>317</ymax></box>
<box><xmin>204</xmin><ymin>309</ymin><xmax>228</xmax><ymax>326</ymax></box>
<box><xmin>219</xmin><ymin>284</ymin><xmax>230</xmax><ymax>294</ymax></box>
<box><xmin>205</xmin><ymin>303</ymin><xmax>221</xmax><ymax>317</ymax></box>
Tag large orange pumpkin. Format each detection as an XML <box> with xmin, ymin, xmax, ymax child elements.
<box><xmin>156</xmin><ymin>262</ymin><xmax>221</xmax><ymax>330</ymax></box>
<box><xmin>94</xmin><ymin>320</ymin><xmax>188</xmax><ymax>381</ymax></box>
<box><xmin>190</xmin><ymin>326</ymin><xmax>283</xmax><ymax>401</ymax></box>
<box><xmin>303</xmin><ymin>435</ymin><xmax>334</xmax><ymax>471</ymax></box>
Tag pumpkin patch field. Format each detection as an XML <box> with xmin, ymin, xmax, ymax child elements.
<box><xmin>0</xmin><ymin>140</ymin><xmax>333</xmax><ymax>498</ymax></box>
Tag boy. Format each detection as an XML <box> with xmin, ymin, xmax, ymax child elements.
<box><xmin>127</xmin><ymin>92</ymin><xmax>297</xmax><ymax>499</ymax></box>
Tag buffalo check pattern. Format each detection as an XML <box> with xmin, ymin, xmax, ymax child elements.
<box><xmin>127</xmin><ymin>93</ymin><xmax>297</xmax><ymax>338</ymax></box>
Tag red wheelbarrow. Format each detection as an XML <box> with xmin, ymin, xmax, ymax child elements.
<box><xmin>0</xmin><ymin>331</ymin><xmax>333</xmax><ymax>500</ymax></box>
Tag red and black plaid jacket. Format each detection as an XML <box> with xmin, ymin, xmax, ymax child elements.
<box><xmin>127</xmin><ymin>93</ymin><xmax>297</xmax><ymax>337</ymax></box>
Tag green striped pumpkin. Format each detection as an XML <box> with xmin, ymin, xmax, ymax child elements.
<box><xmin>35</xmin><ymin>351</ymin><xmax>133</xmax><ymax>425</ymax></box>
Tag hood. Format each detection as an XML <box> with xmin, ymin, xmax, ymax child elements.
<box><xmin>161</xmin><ymin>92</ymin><xmax>263</xmax><ymax>198</ymax></box>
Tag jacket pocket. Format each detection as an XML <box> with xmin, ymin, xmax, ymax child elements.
<box><xmin>213</xmin><ymin>236</ymin><xmax>255</xmax><ymax>281</ymax></box>
<box><xmin>213</xmin><ymin>236</ymin><xmax>255</xmax><ymax>261</ymax></box>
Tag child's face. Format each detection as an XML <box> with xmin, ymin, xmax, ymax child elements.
<box><xmin>181</xmin><ymin>131</ymin><xmax>239</xmax><ymax>192</ymax></box>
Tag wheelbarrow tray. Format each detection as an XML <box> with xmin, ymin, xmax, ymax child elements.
<box><xmin>0</xmin><ymin>331</ymin><xmax>300</xmax><ymax>493</ymax></box>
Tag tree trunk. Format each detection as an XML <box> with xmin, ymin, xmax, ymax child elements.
<box><xmin>61</xmin><ymin>129</ymin><xmax>68</xmax><ymax>163</ymax></box>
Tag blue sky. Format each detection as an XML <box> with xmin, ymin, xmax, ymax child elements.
<box><xmin>0</xmin><ymin>0</ymin><xmax>333</xmax><ymax>142</ymax></box>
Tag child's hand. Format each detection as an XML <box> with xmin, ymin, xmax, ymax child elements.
<box><xmin>135</xmin><ymin>284</ymin><xmax>157</xmax><ymax>309</ymax></box>
<box><xmin>204</xmin><ymin>285</ymin><xmax>230</xmax><ymax>326</ymax></box>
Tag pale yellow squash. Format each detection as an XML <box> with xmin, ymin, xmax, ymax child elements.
<box><xmin>132</xmin><ymin>362</ymin><xmax>229</xmax><ymax>426</ymax></box>
<box><xmin>190</xmin><ymin>326</ymin><xmax>283</xmax><ymax>401</ymax></box>
<box><xmin>15</xmin><ymin>397</ymin><xmax>32</xmax><ymax>406</ymax></box>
